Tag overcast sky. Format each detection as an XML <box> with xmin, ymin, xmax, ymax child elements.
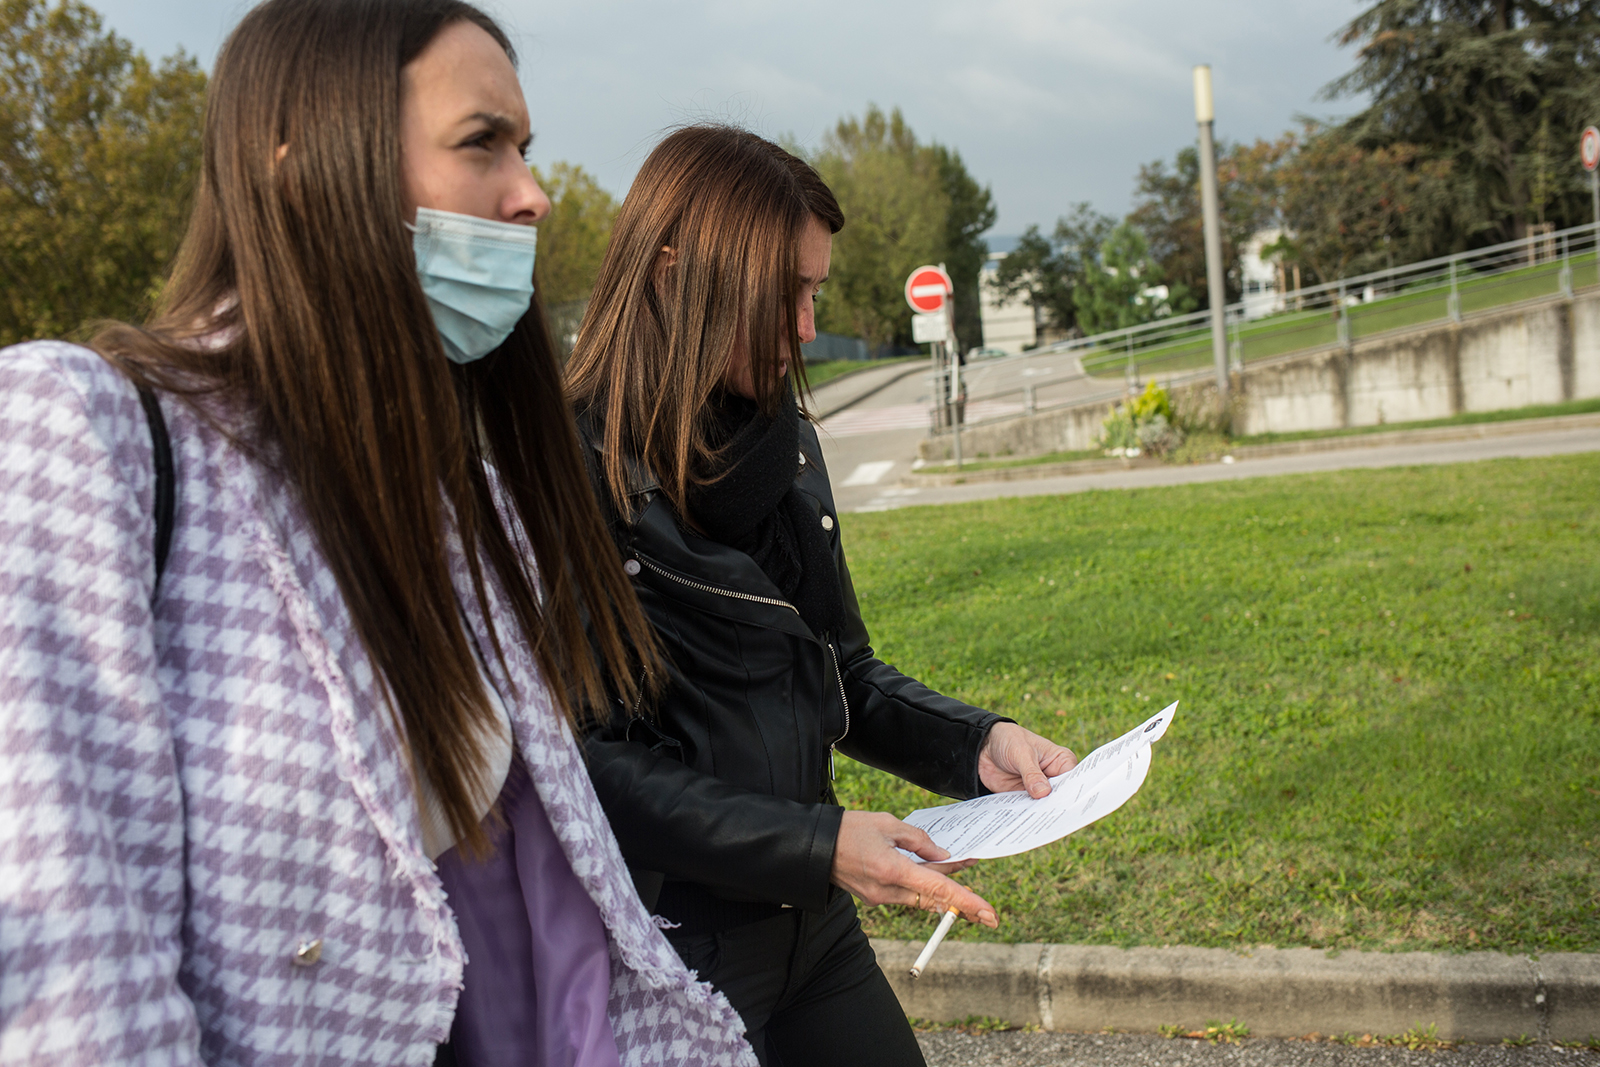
<box><xmin>92</xmin><ymin>0</ymin><xmax>1371</xmax><ymax>238</ymax></box>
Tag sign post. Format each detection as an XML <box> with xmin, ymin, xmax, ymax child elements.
<box><xmin>1582</xmin><ymin>126</ymin><xmax>1600</xmax><ymax>232</ymax></box>
<box><xmin>905</xmin><ymin>264</ymin><xmax>963</xmax><ymax>468</ymax></box>
<box><xmin>905</xmin><ymin>265</ymin><xmax>953</xmax><ymax>316</ymax></box>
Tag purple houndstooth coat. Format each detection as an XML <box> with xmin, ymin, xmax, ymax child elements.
<box><xmin>0</xmin><ymin>342</ymin><xmax>756</xmax><ymax>1067</ymax></box>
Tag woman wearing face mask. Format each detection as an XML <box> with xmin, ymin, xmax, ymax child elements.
<box><xmin>566</xmin><ymin>126</ymin><xmax>1077</xmax><ymax>1067</ymax></box>
<box><xmin>0</xmin><ymin>3</ymin><xmax>752</xmax><ymax>1065</ymax></box>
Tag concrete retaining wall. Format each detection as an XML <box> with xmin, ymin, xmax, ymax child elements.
<box><xmin>919</xmin><ymin>289</ymin><xmax>1600</xmax><ymax>463</ymax></box>
<box><xmin>872</xmin><ymin>940</ymin><xmax>1600</xmax><ymax>1041</ymax></box>
<box><xmin>916</xmin><ymin>397</ymin><xmax>1123</xmax><ymax>464</ymax></box>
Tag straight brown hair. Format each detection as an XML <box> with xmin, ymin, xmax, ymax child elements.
<box><xmin>93</xmin><ymin>0</ymin><xmax>656</xmax><ymax>853</ymax></box>
<box><xmin>565</xmin><ymin>125</ymin><xmax>844</xmax><ymax>518</ymax></box>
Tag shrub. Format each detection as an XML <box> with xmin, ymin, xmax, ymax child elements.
<box><xmin>1099</xmin><ymin>380</ymin><xmax>1184</xmax><ymax>457</ymax></box>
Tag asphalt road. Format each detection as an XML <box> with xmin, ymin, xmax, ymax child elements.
<box><xmin>918</xmin><ymin>1031</ymin><xmax>1598</xmax><ymax>1067</ymax></box>
<box><xmin>804</xmin><ymin>363</ymin><xmax>1600</xmax><ymax>514</ymax></box>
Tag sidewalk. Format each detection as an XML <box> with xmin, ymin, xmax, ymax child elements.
<box><xmin>916</xmin><ymin>1028</ymin><xmax>1598</xmax><ymax>1066</ymax></box>
<box><xmin>906</xmin><ymin>412</ymin><xmax>1600</xmax><ymax>488</ymax></box>
<box><xmin>839</xmin><ymin>419</ymin><xmax>1600</xmax><ymax>512</ymax></box>
<box><xmin>872</xmin><ymin>939</ymin><xmax>1600</xmax><ymax>1044</ymax></box>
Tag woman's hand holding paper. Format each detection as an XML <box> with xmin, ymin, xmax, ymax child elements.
<box><xmin>977</xmin><ymin>722</ymin><xmax>1078</xmax><ymax>797</ymax></box>
<box><xmin>830</xmin><ymin>811</ymin><xmax>999</xmax><ymax>928</ymax></box>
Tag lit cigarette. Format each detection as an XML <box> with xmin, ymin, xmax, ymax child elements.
<box><xmin>909</xmin><ymin>907</ymin><xmax>961</xmax><ymax>979</ymax></box>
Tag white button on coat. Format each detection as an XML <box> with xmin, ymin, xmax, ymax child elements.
<box><xmin>798</xmin><ymin>451</ymin><xmax>807</xmax><ymax>466</ymax></box>
<box><xmin>623</xmin><ymin>559</ymin><xmax>641</xmax><ymax>576</ymax></box>
<box><xmin>821</xmin><ymin>515</ymin><xmax>834</xmax><ymax>532</ymax></box>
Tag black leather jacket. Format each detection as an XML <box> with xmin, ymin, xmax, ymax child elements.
<box><xmin>578</xmin><ymin>412</ymin><xmax>1006</xmax><ymax>914</ymax></box>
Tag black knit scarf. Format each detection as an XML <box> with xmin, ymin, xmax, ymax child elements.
<box><xmin>685</xmin><ymin>389</ymin><xmax>845</xmax><ymax>637</ymax></box>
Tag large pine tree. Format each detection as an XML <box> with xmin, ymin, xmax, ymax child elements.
<box><xmin>1325</xmin><ymin>0</ymin><xmax>1600</xmax><ymax>244</ymax></box>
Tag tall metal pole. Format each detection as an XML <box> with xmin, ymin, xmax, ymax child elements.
<box><xmin>1195</xmin><ymin>65</ymin><xmax>1228</xmax><ymax>401</ymax></box>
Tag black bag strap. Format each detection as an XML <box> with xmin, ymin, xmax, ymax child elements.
<box><xmin>136</xmin><ymin>385</ymin><xmax>175</xmax><ymax>588</ymax></box>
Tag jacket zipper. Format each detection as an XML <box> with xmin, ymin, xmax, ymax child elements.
<box><xmin>632</xmin><ymin>555</ymin><xmax>850</xmax><ymax>781</ymax></box>
<box><xmin>827</xmin><ymin>641</ymin><xmax>849</xmax><ymax>780</ymax></box>
<box><xmin>636</xmin><ymin>556</ymin><xmax>799</xmax><ymax>613</ymax></box>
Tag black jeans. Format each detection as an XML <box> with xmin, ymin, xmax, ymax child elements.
<box><xmin>665</xmin><ymin>888</ymin><xmax>925</xmax><ymax>1067</ymax></box>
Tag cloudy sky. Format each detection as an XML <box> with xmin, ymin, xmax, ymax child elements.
<box><xmin>92</xmin><ymin>0</ymin><xmax>1372</xmax><ymax>237</ymax></box>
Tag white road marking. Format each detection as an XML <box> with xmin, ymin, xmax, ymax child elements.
<box><xmin>841</xmin><ymin>460</ymin><xmax>896</xmax><ymax>486</ymax></box>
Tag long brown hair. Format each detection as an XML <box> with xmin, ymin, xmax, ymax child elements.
<box><xmin>565</xmin><ymin>125</ymin><xmax>844</xmax><ymax>517</ymax></box>
<box><xmin>92</xmin><ymin>0</ymin><xmax>656</xmax><ymax>852</ymax></box>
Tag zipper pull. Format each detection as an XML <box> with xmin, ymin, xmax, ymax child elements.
<box><xmin>829</xmin><ymin>745</ymin><xmax>836</xmax><ymax>781</ymax></box>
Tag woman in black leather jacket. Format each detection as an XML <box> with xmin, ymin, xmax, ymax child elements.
<box><xmin>565</xmin><ymin>125</ymin><xmax>1076</xmax><ymax>1067</ymax></box>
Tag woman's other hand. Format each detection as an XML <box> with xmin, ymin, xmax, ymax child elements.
<box><xmin>977</xmin><ymin>722</ymin><xmax>1077</xmax><ymax>799</ymax></box>
<box><xmin>830</xmin><ymin>811</ymin><xmax>998</xmax><ymax>928</ymax></box>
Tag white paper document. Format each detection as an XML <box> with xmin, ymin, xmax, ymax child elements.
<box><xmin>903</xmin><ymin>701</ymin><xmax>1177</xmax><ymax>863</ymax></box>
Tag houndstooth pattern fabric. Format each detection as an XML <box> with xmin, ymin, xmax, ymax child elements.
<box><xmin>0</xmin><ymin>342</ymin><xmax>756</xmax><ymax>1067</ymax></box>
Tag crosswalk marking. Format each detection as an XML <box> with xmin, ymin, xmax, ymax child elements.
<box><xmin>821</xmin><ymin>404</ymin><xmax>928</xmax><ymax>436</ymax></box>
<box><xmin>841</xmin><ymin>460</ymin><xmax>896</xmax><ymax>486</ymax></box>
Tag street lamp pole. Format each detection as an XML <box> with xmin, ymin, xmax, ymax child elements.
<box><xmin>1195</xmin><ymin>65</ymin><xmax>1229</xmax><ymax>401</ymax></box>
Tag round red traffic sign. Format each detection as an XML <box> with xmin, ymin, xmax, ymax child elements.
<box><xmin>905</xmin><ymin>265</ymin><xmax>952</xmax><ymax>313</ymax></box>
<box><xmin>1583</xmin><ymin>126</ymin><xmax>1600</xmax><ymax>172</ymax></box>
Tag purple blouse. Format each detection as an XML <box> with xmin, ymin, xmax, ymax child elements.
<box><xmin>435</xmin><ymin>756</ymin><xmax>623</xmax><ymax>1067</ymax></box>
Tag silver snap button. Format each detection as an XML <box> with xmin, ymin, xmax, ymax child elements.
<box><xmin>623</xmin><ymin>559</ymin><xmax>641</xmax><ymax>576</ymax></box>
<box><xmin>292</xmin><ymin>939</ymin><xmax>322</xmax><ymax>967</ymax></box>
<box><xmin>821</xmin><ymin>515</ymin><xmax>834</xmax><ymax>532</ymax></box>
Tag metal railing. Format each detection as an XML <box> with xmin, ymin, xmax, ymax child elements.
<box><xmin>933</xmin><ymin>221</ymin><xmax>1600</xmax><ymax>434</ymax></box>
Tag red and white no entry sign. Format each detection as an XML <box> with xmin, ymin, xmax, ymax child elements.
<box><xmin>905</xmin><ymin>264</ymin><xmax>953</xmax><ymax>313</ymax></box>
<box><xmin>1583</xmin><ymin>126</ymin><xmax>1600</xmax><ymax>172</ymax></box>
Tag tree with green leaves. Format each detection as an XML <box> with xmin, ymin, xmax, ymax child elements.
<box><xmin>1075</xmin><ymin>221</ymin><xmax>1190</xmax><ymax>334</ymax></box>
<box><xmin>1325</xmin><ymin>0</ymin><xmax>1600</xmax><ymax>244</ymax></box>
<box><xmin>1271</xmin><ymin>123</ymin><xmax>1455</xmax><ymax>283</ymax></box>
<box><xmin>529</xmin><ymin>161</ymin><xmax>618</xmax><ymax>353</ymax></box>
<box><xmin>990</xmin><ymin>203</ymin><xmax>1114</xmax><ymax>338</ymax></box>
<box><xmin>1126</xmin><ymin>139</ymin><xmax>1284</xmax><ymax>310</ymax></box>
<box><xmin>0</xmin><ymin>0</ymin><xmax>205</xmax><ymax>346</ymax></box>
<box><xmin>810</xmin><ymin>105</ymin><xmax>995</xmax><ymax>351</ymax></box>
<box><xmin>927</xmin><ymin>142</ymin><xmax>996</xmax><ymax>353</ymax></box>
<box><xmin>531</xmin><ymin>161</ymin><xmax>618</xmax><ymax>306</ymax></box>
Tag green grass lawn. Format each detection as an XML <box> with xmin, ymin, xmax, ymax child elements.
<box><xmin>802</xmin><ymin>356</ymin><xmax>923</xmax><ymax>390</ymax></box>
<box><xmin>837</xmin><ymin>453</ymin><xmax>1600</xmax><ymax>953</ymax></box>
<box><xmin>1079</xmin><ymin>254</ymin><xmax>1599</xmax><ymax>380</ymax></box>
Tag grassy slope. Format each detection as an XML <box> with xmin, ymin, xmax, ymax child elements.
<box><xmin>1080</xmin><ymin>255</ymin><xmax>1600</xmax><ymax>379</ymax></box>
<box><xmin>802</xmin><ymin>356</ymin><xmax>923</xmax><ymax>390</ymax></box>
<box><xmin>837</xmin><ymin>454</ymin><xmax>1600</xmax><ymax>952</ymax></box>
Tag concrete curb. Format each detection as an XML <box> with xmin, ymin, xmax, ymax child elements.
<box><xmin>870</xmin><ymin>940</ymin><xmax>1600</xmax><ymax>1042</ymax></box>
<box><xmin>904</xmin><ymin>454</ymin><xmax>1161</xmax><ymax>486</ymax></box>
<box><xmin>902</xmin><ymin>411</ymin><xmax>1600</xmax><ymax>488</ymax></box>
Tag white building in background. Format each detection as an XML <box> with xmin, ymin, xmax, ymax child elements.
<box><xmin>1240</xmin><ymin>227</ymin><xmax>1290</xmax><ymax>320</ymax></box>
<box><xmin>978</xmin><ymin>251</ymin><xmax>1036</xmax><ymax>355</ymax></box>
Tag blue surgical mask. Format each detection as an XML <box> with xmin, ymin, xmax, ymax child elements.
<box><xmin>409</xmin><ymin>206</ymin><xmax>538</xmax><ymax>364</ymax></box>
